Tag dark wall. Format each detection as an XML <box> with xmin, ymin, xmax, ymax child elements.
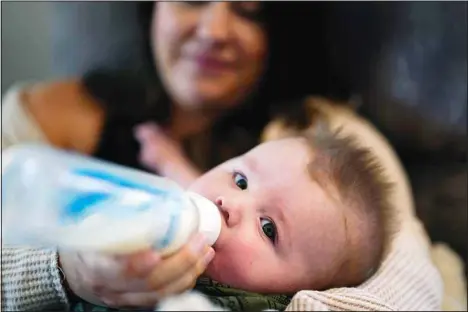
<box><xmin>326</xmin><ymin>2</ymin><xmax>467</xmax><ymax>266</ymax></box>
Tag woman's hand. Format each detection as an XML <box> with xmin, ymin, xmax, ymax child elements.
<box><xmin>59</xmin><ymin>234</ymin><xmax>215</xmax><ymax>308</ymax></box>
<box><xmin>134</xmin><ymin>122</ymin><xmax>201</xmax><ymax>188</ymax></box>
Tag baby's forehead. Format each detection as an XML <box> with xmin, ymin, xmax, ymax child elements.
<box><xmin>254</xmin><ymin>137</ymin><xmax>310</xmax><ymax>152</ymax></box>
<box><xmin>246</xmin><ymin>138</ymin><xmax>312</xmax><ymax>166</ymax></box>
<box><xmin>255</xmin><ymin>165</ymin><xmax>333</xmax><ymax>218</ymax></box>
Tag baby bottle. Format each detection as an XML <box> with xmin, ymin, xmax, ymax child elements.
<box><xmin>1</xmin><ymin>143</ymin><xmax>221</xmax><ymax>255</ymax></box>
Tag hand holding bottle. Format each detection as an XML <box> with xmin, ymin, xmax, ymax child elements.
<box><xmin>60</xmin><ymin>234</ymin><xmax>214</xmax><ymax>308</ymax></box>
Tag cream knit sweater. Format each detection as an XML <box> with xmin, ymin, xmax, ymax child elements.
<box><xmin>1</xmin><ymin>88</ymin><xmax>445</xmax><ymax>311</ymax></box>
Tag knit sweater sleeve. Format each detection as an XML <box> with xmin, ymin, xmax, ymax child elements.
<box><xmin>1</xmin><ymin>247</ymin><xmax>70</xmax><ymax>311</ymax></box>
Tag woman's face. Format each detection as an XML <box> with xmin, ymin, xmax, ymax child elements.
<box><xmin>152</xmin><ymin>2</ymin><xmax>267</xmax><ymax>112</ymax></box>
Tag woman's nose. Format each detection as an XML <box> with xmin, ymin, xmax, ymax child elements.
<box><xmin>196</xmin><ymin>3</ymin><xmax>231</xmax><ymax>43</ymax></box>
<box><xmin>216</xmin><ymin>196</ymin><xmax>242</xmax><ymax>227</ymax></box>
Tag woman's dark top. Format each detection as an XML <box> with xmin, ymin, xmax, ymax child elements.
<box><xmin>82</xmin><ymin>71</ymin><xmax>162</xmax><ymax>172</ymax></box>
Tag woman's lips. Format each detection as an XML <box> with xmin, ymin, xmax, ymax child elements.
<box><xmin>190</xmin><ymin>55</ymin><xmax>234</xmax><ymax>74</ymax></box>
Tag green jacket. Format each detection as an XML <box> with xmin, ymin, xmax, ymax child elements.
<box><xmin>73</xmin><ymin>278</ymin><xmax>291</xmax><ymax>312</ymax></box>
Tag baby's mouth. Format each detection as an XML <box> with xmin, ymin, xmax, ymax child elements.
<box><xmin>214</xmin><ymin>201</ymin><xmax>229</xmax><ymax>227</ymax></box>
<box><xmin>211</xmin><ymin>230</ymin><xmax>222</xmax><ymax>251</ymax></box>
<box><xmin>210</xmin><ymin>200</ymin><xmax>227</xmax><ymax>251</ymax></box>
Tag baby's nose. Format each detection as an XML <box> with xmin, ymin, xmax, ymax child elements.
<box><xmin>215</xmin><ymin>196</ymin><xmax>241</xmax><ymax>227</ymax></box>
<box><xmin>215</xmin><ymin>197</ymin><xmax>224</xmax><ymax>207</ymax></box>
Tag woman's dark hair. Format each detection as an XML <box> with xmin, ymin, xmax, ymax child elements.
<box><xmin>82</xmin><ymin>2</ymin><xmax>346</xmax><ymax>168</ymax></box>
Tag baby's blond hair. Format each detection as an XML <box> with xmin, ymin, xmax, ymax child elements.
<box><xmin>303</xmin><ymin>121</ymin><xmax>397</xmax><ymax>286</ymax></box>
<box><xmin>265</xmin><ymin>97</ymin><xmax>399</xmax><ymax>287</ymax></box>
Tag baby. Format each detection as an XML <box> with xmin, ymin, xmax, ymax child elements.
<box><xmin>188</xmin><ymin>122</ymin><xmax>396</xmax><ymax>295</ymax></box>
<box><xmin>76</xmin><ymin>121</ymin><xmax>396</xmax><ymax>312</ymax></box>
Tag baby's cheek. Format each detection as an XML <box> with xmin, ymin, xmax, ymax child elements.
<box><xmin>206</xmin><ymin>239</ymin><xmax>263</xmax><ymax>288</ymax></box>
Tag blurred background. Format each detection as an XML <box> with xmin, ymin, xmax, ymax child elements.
<box><xmin>2</xmin><ymin>2</ymin><xmax>56</xmax><ymax>94</ymax></box>
<box><xmin>1</xmin><ymin>0</ymin><xmax>467</xmax><ymax>289</ymax></box>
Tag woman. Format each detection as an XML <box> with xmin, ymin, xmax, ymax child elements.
<box><xmin>1</xmin><ymin>2</ymin><xmax>332</xmax><ymax>310</ymax></box>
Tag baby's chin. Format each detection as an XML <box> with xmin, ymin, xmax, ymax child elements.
<box><xmin>204</xmin><ymin>257</ymin><xmax>233</xmax><ymax>283</ymax></box>
<box><xmin>204</xmin><ymin>256</ymin><xmax>251</xmax><ymax>290</ymax></box>
<box><xmin>204</xmin><ymin>257</ymin><xmax>311</xmax><ymax>294</ymax></box>
<box><xmin>204</xmin><ymin>256</ymin><xmax>286</xmax><ymax>294</ymax></box>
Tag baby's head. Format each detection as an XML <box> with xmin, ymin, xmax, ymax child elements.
<box><xmin>188</xmin><ymin>123</ymin><xmax>395</xmax><ymax>294</ymax></box>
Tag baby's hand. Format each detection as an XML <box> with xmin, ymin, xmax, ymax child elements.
<box><xmin>134</xmin><ymin>122</ymin><xmax>201</xmax><ymax>188</ymax></box>
<box><xmin>60</xmin><ymin>234</ymin><xmax>215</xmax><ymax>309</ymax></box>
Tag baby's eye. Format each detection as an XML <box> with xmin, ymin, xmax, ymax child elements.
<box><xmin>261</xmin><ymin>218</ymin><xmax>277</xmax><ymax>243</ymax></box>
<box><xmin>233</xmin><ymin>172</ymin><xmax>248</xmax><ymax>190</ymax></box>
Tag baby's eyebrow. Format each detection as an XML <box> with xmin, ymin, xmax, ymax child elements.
<box><xmin>242</xmin><ymin>155</ymin><xmax>259</xmax><ymax>174</ymax></box>
<box><xmin>277</xmin><ymin>210</ymin><xmax>289</xmax><ymax>248</ymax></box>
